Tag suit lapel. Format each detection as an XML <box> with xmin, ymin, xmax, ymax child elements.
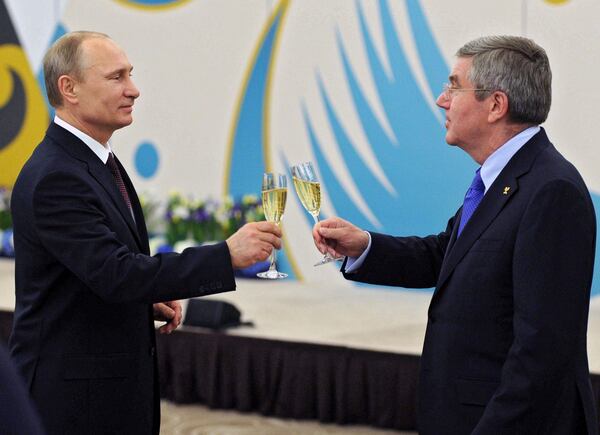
<box><xmin>46</xmin><ymin>123</ymin><xmax>144</xmax><ymax>250</ymax></box>
<box><xmin>436</xmin><ymin>128</ymin><xmax>551</xmax><ymax>291</ymax></box>
<box><xmin>444</xmin><ymin>209</ymin><xmax>462</xmax><ymax>255</ymax></box>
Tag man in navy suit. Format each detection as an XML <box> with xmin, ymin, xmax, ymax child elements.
<box><xmin>314</xmin><ymin>36</ymin><xmax>598</xmax><ymax>434</ymax></box>
<box><xmin>9</xmin><ymin>31</ymin><xmax>281</xmax><ymax>434</ymax></box>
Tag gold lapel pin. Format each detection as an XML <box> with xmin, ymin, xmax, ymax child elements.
<box><xmin>503</xmin><ymin>186</ymin><xmax>511</xmax><ymax>195</ymax></box>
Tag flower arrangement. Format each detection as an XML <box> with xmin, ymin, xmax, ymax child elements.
<box><xmin>0</xmin><ymin>187</ymin><xmax>12</xmax><ymax>231</ymax></box>
<box><xmin>157</xmin><ymin>192</ymin><xmax>264</xmax><ymax>250</ymax></box>
<box><xmin>0</xmin><ymin>187</ymin><xmax>14</xmax><ymax>257</ymax></box>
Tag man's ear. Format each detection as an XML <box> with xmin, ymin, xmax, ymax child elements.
<box><xmin>488</xmin><ymin>91</ymin><xmax>509</xmax><ymax>123</ymax></box>
<box><xmin>57</xmin><ymin>75</ymin><xmax>78</xmax><ymax>105</ymax></box>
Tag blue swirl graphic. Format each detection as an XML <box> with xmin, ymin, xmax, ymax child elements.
<box><xmin>307</xmin><ymin>0</ymin><xmax>473</xmax><ymax>252</ymax></box>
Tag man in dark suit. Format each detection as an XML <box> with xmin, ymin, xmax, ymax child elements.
<box><xmin>9</xmin><ymin>31</ymin><xmax>281</xmax><ymax>434</ymax></box>
<box><xmin>314</xmin><ymin>36</ymin><xmax>598</xmax><ymax>434</ymax></box>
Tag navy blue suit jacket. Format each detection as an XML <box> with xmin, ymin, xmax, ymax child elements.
<box><xmin>345</xmin><ymin>129</ymin><xmax>598</xmax><ymax>434</ymax></box>
<box><xmin>9</xmin><ymin>123</ymin><xmax>236</xmax><ymax>434</ymax></box>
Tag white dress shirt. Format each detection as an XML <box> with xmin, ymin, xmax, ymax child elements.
<box><xmin>54</xmin><ymin>115</ymin><xmax>112</xmax><ymax>163</ymax></box>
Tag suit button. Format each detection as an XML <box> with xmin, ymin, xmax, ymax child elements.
<box><xmin>149</xmin><ymin>346</ymin><xmax>156</xmax><ymax>356</ymax></box>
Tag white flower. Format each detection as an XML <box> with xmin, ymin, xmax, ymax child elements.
<box><xmin>172</xmin><ymin>205</ymin><xmax>189</xmax><ymax>220</ymax></box>
<box><xmin>205</xmin><ymin>199</ymin><xmax>218</xmax><ymax>215</ymax></box>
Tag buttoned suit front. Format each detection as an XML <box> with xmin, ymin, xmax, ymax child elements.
<box><xmin>9</xmin><ymin>122</ymin><xmax>236</xmax><ymax>434</ymax></box>
<box><xmin>344</xmin><ymin>129</ymin><xmax>598</xmax><ymax>434</ymax></box>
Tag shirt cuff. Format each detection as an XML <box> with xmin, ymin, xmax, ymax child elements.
<box><xmin>344</xmin><ymin>231</ymin><xmax>372</xmax><ymax>273</ymax></box>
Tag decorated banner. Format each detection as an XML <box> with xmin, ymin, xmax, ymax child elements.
<box><xmin>1</xmin><ymin>0</ymin><xmax>599</xmax><ymax>296</ymax></box>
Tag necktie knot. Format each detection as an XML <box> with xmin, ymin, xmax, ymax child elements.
<box><xmin>458</xmin><ymin>168</ymin><xmax>484</xmax><ymax>235</ymax></box>
<box><xmin>106</xmin><ymin>152</ymin><xmax>118</xmax><ymax>173</ymax></box>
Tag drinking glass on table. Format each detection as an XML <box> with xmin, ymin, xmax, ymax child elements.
<box><xmin>257</xmin><ymin>172</ymin><xmax>288</xmax><ymax>279</ymax></box>
<box><xmin>291</xmin><ymin>161</ymin><xmax>343</xmax><ymax>266</ymax></box>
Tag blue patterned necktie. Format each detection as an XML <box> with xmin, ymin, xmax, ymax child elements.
<box><xmin>458</xmin><ymin>168</ymin><xmax>485</xmax><ymax>235</ymax></box>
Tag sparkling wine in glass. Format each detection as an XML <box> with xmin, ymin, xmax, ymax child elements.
<box><xmin>257</xmin><ymin>172</ymin><xmax>288</xmax><ymax>279</ymax></box>
<box><xmin>291</xmin><ymin>161</ymin><xmax>343</xmax><ymax>266</ymax></box>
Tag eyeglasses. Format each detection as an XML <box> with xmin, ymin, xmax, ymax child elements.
<box><xmin>441</xmin><ymin>83</ymin><xmax>491</xmax><ymax>101</ymax></box>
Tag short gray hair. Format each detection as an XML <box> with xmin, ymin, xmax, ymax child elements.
<box><xmin>43</xmin><ymin>31</ymin><xmax>110</xmax><ymax>108</ymax></box>
<box><xmin>456</xmin><ymin>35</ymin><xmax>552</xmax><ymax>125</ymax></box>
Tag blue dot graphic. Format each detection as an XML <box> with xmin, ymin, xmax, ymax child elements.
<box><xmin>135</xmin><ymin>142</ymin><xmax>159</xmax><ymax>179</ymax></box>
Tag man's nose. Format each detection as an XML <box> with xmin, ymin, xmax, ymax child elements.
<box><xmin>125</xmin><ymin>78</ymin><xmax>140</xmax><ymax>99</ymax></box>
<box><xmin>435</xmin><ymin>92</ymin><xmax>449</xmax><ymax>109</ymax></box>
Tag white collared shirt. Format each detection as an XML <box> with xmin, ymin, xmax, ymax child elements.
<box><xmin>54</xmin><ymin>115</ymin><xmax>112</xmax><ymax>164</ymax></box>
<box><xmin>346</xmin><ymin>125</ymin><xmax>541</xmax><ymax>273</ymax></box>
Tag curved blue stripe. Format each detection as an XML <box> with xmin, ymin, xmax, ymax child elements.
<box><xmin>375</xmin><ymin>0</ymin><xmax>435</xmax><ymax>144</ymax></box>
<box><xmin>317</xmin><ymin>75</ymin><xmax>393</xmax><ymax>229</ymax></box>
<box><xmin>303</xmin><ymin>104</ymin><xmax>371</xmax><ymax>230</ymax></box>
<box><xmin>228</xmin><ymin>14</ymin><xmax>281</xmax><ymax>198</ymax></box>
<box><xmin>336</xmin><ymin>30</ymin><xmax>398</xmax><ymax>176</ymax></box>
<box><xmin>404</xmin><ymin>0</ymin><xmax>448</xmax><ymax>101</ymax></box>
<box><xmin>227</xmin><ymin>8</ymin><xmax>295</xmax><ymax>279</ymax></box>
<box><xmin>37</xmin><ymin>23</ymin><xmax>68</xmax><ymax>119</ymax></box>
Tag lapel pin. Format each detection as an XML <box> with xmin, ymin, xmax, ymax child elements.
<box><xmin>503</xmin><ymin>186</ymin><xmax>510</xmax><ymax>195</ymax></box>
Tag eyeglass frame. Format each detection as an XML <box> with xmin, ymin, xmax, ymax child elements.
<box><xmin>441</xmin><ymin>83</ymin><xmax>492</xmax><ymax>101</ymax></box>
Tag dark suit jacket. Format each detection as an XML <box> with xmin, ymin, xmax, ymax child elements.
<box><xmin>344</xmin><ymin>129</ymin><xmax>598</xmax><ymax>434</ymax></box>
<box><xmin>9</xmin><ymin>122</ymin><xmax>236</xmax><ymax>435</ymax></box>
<box><xmin>0</xmin><ymin>344</ymin><xmax>45</xmax><ymax>435</ymax></box>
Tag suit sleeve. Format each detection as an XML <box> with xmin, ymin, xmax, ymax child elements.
<box><xmin>473</xmin><ymin>179</ymin><xmax>596</xmax><ymax>432</ymax></box>
<box><xmin>32</xmin><ymin>170</ymin><xmax>236</xmax><ymax>304</ymax></box>
<box><xmin>342</xmin><ymin>215</ymin><xmax>456</xmax><ymax>288</ymax></box>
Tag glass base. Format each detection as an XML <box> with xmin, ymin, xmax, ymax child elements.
<box><xmin>257</xmin><ymin>270</ymin><xmax>288</xmax><ymax>279</ymax></box>
<box><xmin>314</xmin><ymin>255</ymin><xmax>344</xmax><ymax>267</ymax></box>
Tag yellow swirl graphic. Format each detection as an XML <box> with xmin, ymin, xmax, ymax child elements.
<box><xmin>0</xmin><ymin>45</ymin><xmax>48</xmax><ymax>187</ymax></box>
<box><xmin>544</xmin><ymin>0</ymin><xmax>570</xmax><ymax>4</ymax></box>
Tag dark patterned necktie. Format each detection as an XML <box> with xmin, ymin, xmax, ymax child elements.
<box><xmin>106</xmin><ymin>152</ymin><xmax>133</xmax><ymax>216</ymax></box>
<box><xmin>458</xmin><ymin>168</ymin><xmax>485</xmax><ymax>236</ymax></box>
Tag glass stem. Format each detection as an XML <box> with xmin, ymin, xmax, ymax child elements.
<box><xmin>269</xmin><ymin>221</ymin><xmax>281</xmax><ymax>271</ymax></box>
<box><xmin>269</xmin><ymin>246</ymin><xmax>277</xmax><ymax>271</ymax></box>
<box><xmin>313</xmin><ymin>214</ymin><xmax>332</xmax><ymax>259</ymax></box>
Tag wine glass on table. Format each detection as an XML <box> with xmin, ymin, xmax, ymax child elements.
<box><xmin>257</xmin><ymin>172</ymin><xmax>288</xmax><ymax>279</ymax></box>
<box><xmin>291</xmin><ymin>161</ymin><xmax>343</xmax><ymax>266</ymax></box>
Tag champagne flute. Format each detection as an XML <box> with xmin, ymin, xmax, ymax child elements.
<box><xmin>291</xmin><ymin>161</ymin><xmax>343</xmax><ymax>266</ymax></box>
<box><xmin>257</xmin><ymin>172</ymin><xmax>288</xmax><ymax>279</ymax></box>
